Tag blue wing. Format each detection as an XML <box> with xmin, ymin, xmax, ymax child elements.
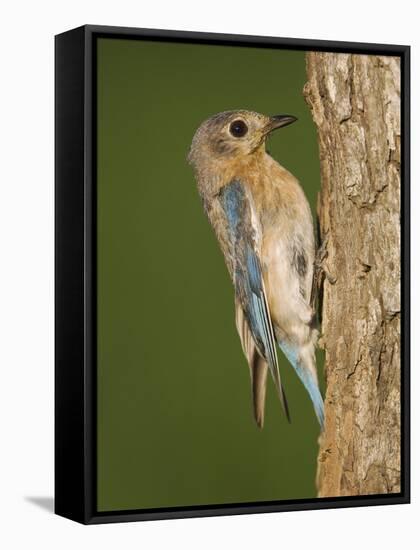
<box><xmin>220</xmin><ymin>180</ymin><xmax>290</xmax><ymax>421</ymax></box>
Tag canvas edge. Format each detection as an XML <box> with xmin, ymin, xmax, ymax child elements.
<box><xmin>55</xmin><ymin>25</ymin><xmax>88</xmax><ymax>524</ymax></box>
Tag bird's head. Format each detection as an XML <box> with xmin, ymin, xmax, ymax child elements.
<box><xmin>187</xmin><ymin>110</ymin><xmax>297</xmax><ymax>170</ymax></box>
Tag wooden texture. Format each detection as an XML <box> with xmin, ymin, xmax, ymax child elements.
<box><xmin>304</xmin><ymin>52</ymin><xmax>401</xmax><ymax>496</ymax></box>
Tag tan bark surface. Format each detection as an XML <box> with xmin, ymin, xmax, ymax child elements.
<box><xmin>304</xmin><ymin>52</ymin><xmax>401</xmax><ymax>497</ymax></box>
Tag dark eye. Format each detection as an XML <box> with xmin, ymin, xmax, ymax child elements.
<box><xmin>229</xmin><ymin>119</ymin><xmax>248</xmax><ymax>138</ymax></box>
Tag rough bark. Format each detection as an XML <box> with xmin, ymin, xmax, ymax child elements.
<box><xmin>304</xmin><ymin>53</ymin><xmax>401</xmax><ymax>497</ymax></box>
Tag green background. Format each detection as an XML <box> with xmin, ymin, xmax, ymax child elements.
<box><xmin>97</xmin><ymin>38</ymin><xmax>323</xmax><ymax>512</ymax></box>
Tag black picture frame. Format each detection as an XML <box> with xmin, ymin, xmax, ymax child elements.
<box><xmin>55</xmin><ymin>24</ymin><xmax>410</xmax><ymax>525</ymax></box>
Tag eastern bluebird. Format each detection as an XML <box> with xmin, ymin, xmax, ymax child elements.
<box><xmin>188</xmin><ymin>110</ymin><xmax>324</xmax><ymax>429</ymax></box>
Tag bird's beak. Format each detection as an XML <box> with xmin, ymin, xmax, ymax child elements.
<box><xmin>265</xmin><ymin>114</ymin><xmax>298</xmax><ymax>134</ymax></box>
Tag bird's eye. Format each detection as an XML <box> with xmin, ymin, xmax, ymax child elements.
<box><xmin>229</xmin><ymin>119</ymin><xmax>248</xmax><ymax>138</ymax></box>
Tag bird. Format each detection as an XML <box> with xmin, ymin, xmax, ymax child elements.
<box><xmin>187</xmin><ymin>110</ymin><xmax>324</xmax><ymax>430</ymax></box>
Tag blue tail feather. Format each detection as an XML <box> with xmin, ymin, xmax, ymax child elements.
<box><xmin>278</xmin><ymin>340</ymin><xmax>324</xmax><ymax>429</ymax></box>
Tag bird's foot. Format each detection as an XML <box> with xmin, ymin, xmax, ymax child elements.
<box><xmin>310</xmin><ymin>232</ymin><xmax>336</xmax><ymax>310</ymax></box>
<box><xmin>315</xmin><ymin>233</ymin><xmax>336</xmax><ymax>284</ymax></box>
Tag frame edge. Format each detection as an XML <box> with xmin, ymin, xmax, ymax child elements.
<box><xmin>55</xmin><ymin>25</ymin><xmax>88</xmax><ymax>525</ymax></box>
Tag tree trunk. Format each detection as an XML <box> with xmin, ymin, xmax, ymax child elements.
<box><xmin>304</xmin><ymin>53</ymin><xmax>401</xmax><ymax>497</ymax></box>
